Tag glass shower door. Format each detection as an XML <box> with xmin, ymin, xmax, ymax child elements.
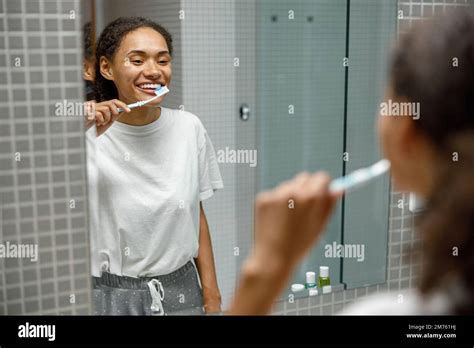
<box><xmin>256</xmin><ymin>0</ymin><xmax>348</xmax><ymax>297</ymax></box>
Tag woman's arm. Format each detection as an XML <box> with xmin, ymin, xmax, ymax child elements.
<box><xmin>195</xmin><ymin>202</ymin><xmax>222</xmax><ymax>314</ymax></box>
<box><xmin>228</xmin><ymin>172</ymin><xmax>339</xmax><ymax>315</ymax></box>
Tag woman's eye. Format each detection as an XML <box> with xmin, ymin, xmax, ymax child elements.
<box><xmin>159</xmin><ymin>60</ymin><xmax>169</xmax><ymax>64</ymax></box>
<box><xmin>132</xmin><ymin>60</ymin><xmax>143</xmax><ymax>64</ymax></box>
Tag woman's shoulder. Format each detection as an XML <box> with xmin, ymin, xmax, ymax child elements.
<box><xmin>163</xmin><ymin>107</ymin><xmax>209</xmax><ymax>147</ymax></box>
<box><xmin>163</xmin><ymin>107</ymin><xmax>205</xmax><ymax>129</ymax></box>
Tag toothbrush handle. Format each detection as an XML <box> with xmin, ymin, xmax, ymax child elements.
<box><xmin>117</xmin><ymin>101</ymin><xmax>141</xmax><ymax>113</ymax></box>
<box><xmin>117</xmin><ymin>96</ymin><xmax>160</xmax><ymax>113</ymax></box>
<box><xmin>116</xmin><ymin>87</ymin><xmax>167</xmax><ymax>113</ymax></box>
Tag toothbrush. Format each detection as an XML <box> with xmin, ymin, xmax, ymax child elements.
<box><xmin>329</xmin><ymin>159</ymin><xmax>391</xmax><ymax>194</ymax></box>
<box><xmin>117</xmin><ymin>84</ymin><xmax>169</xmax><ymax>113</ymax></box>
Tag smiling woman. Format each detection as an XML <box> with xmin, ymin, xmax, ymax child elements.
<box><xmin>94</xmin><ymin>18</ymin><xmax>173</xmax><ymax>103</ymax></box>
<box><xmin>85</xmin><ymin>17</ymin><xmax>224</xmax><ymax>316</ymax></box>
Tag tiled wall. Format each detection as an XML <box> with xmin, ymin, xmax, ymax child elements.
<box><xmin>398</xmin><ymin>0</ymin><xmax>474</xmax><ymax>35</ymax></box>
<box><xmin>0</xmin><ymin>0</ymin><xmax>91</xmax><ymax>314</ymax></box>
<box><xmin>180</xmin><ymin>0</ymin><xmax>245</xmax><ymax>308</ymax></box>
<box><xmin>273</xmin><ymin>0</ymin><xmax>473</xmax><ymax>315</ymax></box>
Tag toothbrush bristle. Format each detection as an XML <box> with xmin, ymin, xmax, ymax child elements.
<box><xmin>154</xmin><ymin>85</ymin><xmax>170</xmax><ymax>97</ymax></box>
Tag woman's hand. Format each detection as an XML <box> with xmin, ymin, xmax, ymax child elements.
<box><xmin>202</xmin><ymin>288</ymin><xmax>222</xmax><ymax>314</ymax></box>
<box><xmin>228</xmin><ymin>172</ymin><xmax>340</xmax><ymax>315</ymax></box>
<box><xmin>85</xmin><ymin>99</ymin><xmax>131</xmax><ymax>136</ymax></box>
<box><xmin>253</xmin><ymin>172</ymin><xmax>339</xmax><ymax>271</ymax></box>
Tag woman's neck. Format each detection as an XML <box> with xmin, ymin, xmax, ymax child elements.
<box><xmin>117</xmin><ymin>105</ymin><xmax>161</xmax><ymax>126</ymax></box>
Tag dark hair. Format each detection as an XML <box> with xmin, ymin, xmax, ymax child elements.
<box><xmin>83</xmin><ymin>21</ymin><xmax>94</xmax><ymax>61</ymax></box>
<box><xmin>94</xmin><ymin>17</ymin><xmax>173</xmax><ymax>102</ymax></box>
<box><xmin>83</xmin><ymin>21</ymin><xmax>96</xmax><ymax>101</ymax></box>
<box><xmin>390</xmin><ymin>9</ymin><xmax>474</xmax><ymax>314</ymax></box>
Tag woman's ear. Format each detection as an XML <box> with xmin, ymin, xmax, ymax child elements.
<box><xmin>398</xmin><ymin>117</ymin><xmax>418</xmax><ymax>155</ymax></box>
<box><xmin>99</xmin><ymin>56</ymin><xmax>114</xmax><ymax>81</ymax></box>
<box><xmin>83</xmin><ymin>58</ymin><xmax>95</xmax><ymax>81</ymax></box>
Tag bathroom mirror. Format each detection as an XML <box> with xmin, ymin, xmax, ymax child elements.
<box><xmin>84</xmin><ymin>0</ymin><xmax>397</xmax><ymax>312</ymax></box>
<box><xmin>254</xmin><ymin>0</ymin><xmax>396</xmax><ymax>300</ymax></box>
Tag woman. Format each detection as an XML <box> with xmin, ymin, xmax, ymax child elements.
<box><xmin>229</xmin><ymin>9</ymin><xmax>474</xmax><ymax>315</ymax></box>
<box><xmin>86</xmin><ymin>17</ymin><xmax>223</xmax><ymax>315</ymax></box>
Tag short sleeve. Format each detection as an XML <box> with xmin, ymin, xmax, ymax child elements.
<box><xmin>198</xmin><ymin>130</ymin><xmax>224</xmax><ymax>201</ymax></box>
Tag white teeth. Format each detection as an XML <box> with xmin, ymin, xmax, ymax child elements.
<box><xmin>138</xmin><ymin>83</ymin><xmax>160</xmax><ymax>89</ymax></box>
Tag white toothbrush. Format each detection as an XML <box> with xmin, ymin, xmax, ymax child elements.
<box><xmin>329</xmin><ymin>159</ymin><xmax>391</xmax><ymax>193</ymax></box>
<box><xmin>117</xmin><ymin>85</ymin><xmax>169</xmax><ymax>113</ymax></box>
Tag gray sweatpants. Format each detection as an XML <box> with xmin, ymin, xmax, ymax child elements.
<box><xmin>92</xmin><ymin>261</ymin><xmax>205</xmax><ymax>315</ymax></box>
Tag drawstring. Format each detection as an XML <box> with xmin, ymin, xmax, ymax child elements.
<box><xmin>147</xmin><ymin>279</ymin><xmax>165</xmax><ymax>315</ymax></box>
<box><xmin>100</xmin><ymin>261</ymin><xmax>109</xmax><ymax>273</ymax></box>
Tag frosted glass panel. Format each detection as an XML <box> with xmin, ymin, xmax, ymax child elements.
<box><xmin>256</xmin><ymin>0</ymin><xmax>348</xmax><ymax>295</ymax></box>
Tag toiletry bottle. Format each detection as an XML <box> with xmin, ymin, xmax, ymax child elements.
<box><xmin>305</xmin><ymin>271</ymin><xmax>317</xmax><ymax>289</ymax></box>
<box><xmin>318</xmin><ymin>266</ymin><xmax>330</xmax><ymax>288</ymax></box>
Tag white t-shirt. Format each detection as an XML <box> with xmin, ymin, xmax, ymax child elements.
<box><xmin>86</xmin><ymin>107</ymin><xmax>224</xmax><ymax>278</ymax></box>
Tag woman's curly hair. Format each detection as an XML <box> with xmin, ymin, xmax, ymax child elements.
<box><xmin>94</xmin><ymin>17</ymin><xmax>173</xmax><ymax>102</ymax></box>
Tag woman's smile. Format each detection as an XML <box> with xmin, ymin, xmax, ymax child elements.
<box><xmin>135</xmin><ymin>82</ymin><xmax>166</xmax><ymax>96</ymax></box>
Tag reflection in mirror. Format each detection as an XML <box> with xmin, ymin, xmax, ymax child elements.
<box><xmin>84</xmin><ymin>0</ymin><xmax>396</xmax><ymax>316</ymax></box>
<box><xmin>85</xmin><ymin>13</ymin><xmax>224</xmax><ymax>315</ymax></box>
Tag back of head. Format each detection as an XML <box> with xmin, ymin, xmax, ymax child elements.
<box><xmin>390</xmin><ymin>9</ymin><xmax>474</xmax><ymax>314</ymax></box>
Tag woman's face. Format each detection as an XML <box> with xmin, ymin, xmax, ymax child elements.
<box><xmin>100</xmin><ymin>27</ymin><xmax>172</xmax><ymax>105</ymax></box>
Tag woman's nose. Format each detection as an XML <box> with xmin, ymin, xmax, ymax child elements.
<box><xmin>143</xmin><ymin>61</ymin><xmax>162</xmax><ymax>80</ymax></box>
